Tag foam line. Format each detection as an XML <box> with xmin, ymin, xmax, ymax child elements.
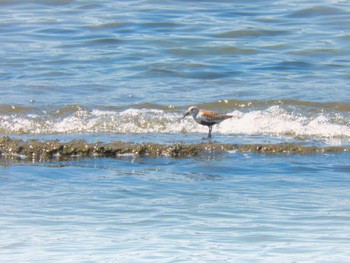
<box><xmin>0</xmin><ymin>106</ymin><xmax>349</xmax><ymax>139</ymax></box>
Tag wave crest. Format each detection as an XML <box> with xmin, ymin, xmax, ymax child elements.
<box><xmin>0</xmin><ymin>106</ymin><xmax>349</xmax><ymax>139</ymax></box>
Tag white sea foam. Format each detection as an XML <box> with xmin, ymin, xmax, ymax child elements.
<box><xmin>0</xmin><ymin>106</ymin><xmax>349</xmax><ymax>139</ymax></box>
<box><xmin>221</xmin><ymin>106</ymin><xmax>350</xmax><ymax>138</ymax></box>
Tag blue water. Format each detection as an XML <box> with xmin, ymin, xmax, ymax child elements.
<box><xmin>1</xmin><ymin>153</ymin><xmax>350</xmax><ymax>262</ymax></box>
<box><xmin>1</xmin><ymin>0</ymin><xmax>350</xmax><ymax>261</ymax></box>
<box><xmin>1</xmin><ymin>0</ymin><xmax>350</xmax><ymax>107</ymax></box>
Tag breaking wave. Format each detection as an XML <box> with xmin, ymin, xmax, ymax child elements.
<box><xmin>0</xmin><ymin>104</ymin><xmax>349</xmax><ymax>139</ymax></box>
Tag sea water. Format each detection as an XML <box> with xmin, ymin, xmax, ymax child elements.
<box><xmin>1</xmin><ymin>154</ymin><xmax>350</xmax><ymax>262</ymax></box>
<box><xmin>1</xmin><ymin>0</ymin><xmax>350</xmax><ymax>262</ymax></box>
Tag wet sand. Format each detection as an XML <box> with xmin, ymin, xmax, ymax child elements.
<box><xmin>0</xmin><ymin>136</ymin><xmax>349</xmax><ymax>162</ymax></box>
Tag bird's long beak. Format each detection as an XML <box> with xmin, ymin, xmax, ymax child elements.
<box><xmin>182</xmin><ymin>111</ymin><xmax>190</xmax><ymax>119</ymax></box>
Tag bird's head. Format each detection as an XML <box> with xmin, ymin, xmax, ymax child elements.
<box><xmin>183</xmin><ymin>106</ymin><xmax>199</xmax><ymax>119</ymax></box>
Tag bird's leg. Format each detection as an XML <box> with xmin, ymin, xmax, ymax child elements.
<box><xmin>208</xmin><ymin>126</ymin><xmax>213</xmax><ymax>139</ymax></box>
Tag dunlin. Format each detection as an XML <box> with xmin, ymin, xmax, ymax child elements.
<box><xmin>183</xmin><ymin>106</ymin><xmax>232</xmax><ymax>139</ymax></box>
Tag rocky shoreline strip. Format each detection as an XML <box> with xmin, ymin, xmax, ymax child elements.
<box><xmin>0</xmin><ymin>136</ymin><xmax>349</xmax><ymax>162</ymax></box>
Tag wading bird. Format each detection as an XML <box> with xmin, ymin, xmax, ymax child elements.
<box><xmin>183</xmin><ymin>106</ymin><xmax>232</xmax><ymax>139</ymax></box>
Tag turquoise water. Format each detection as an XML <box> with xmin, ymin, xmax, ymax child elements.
<box><xmin>1</xmin><ymin>0</ymin><xmax>350</xmax><ymax>261</ymax></box>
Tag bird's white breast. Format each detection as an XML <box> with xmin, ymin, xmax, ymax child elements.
<box><xmin>193</xmin><ymin>112</ymin><xmax>205</xmax><ymax>123</ymax></box>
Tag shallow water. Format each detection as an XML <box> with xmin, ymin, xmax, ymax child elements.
<box><xmin>1</xmin><ymin>153</ymin><xmax>350</xmax><ymax>262</ymax></box>
<box><xmin>1</xmin><ymin>0</ymin><xmax>350</xmax><ymax>261</ymax></box>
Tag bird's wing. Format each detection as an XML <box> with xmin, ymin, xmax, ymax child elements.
<box><xmin>200</xmin><ymin>110</ymin><xmax>219</xmax><ymax>118</ymax></box>
<box><xmin>199</xmin><ymin>110</ymin><xmax>232</xmax><ymax>122</ymax></box>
